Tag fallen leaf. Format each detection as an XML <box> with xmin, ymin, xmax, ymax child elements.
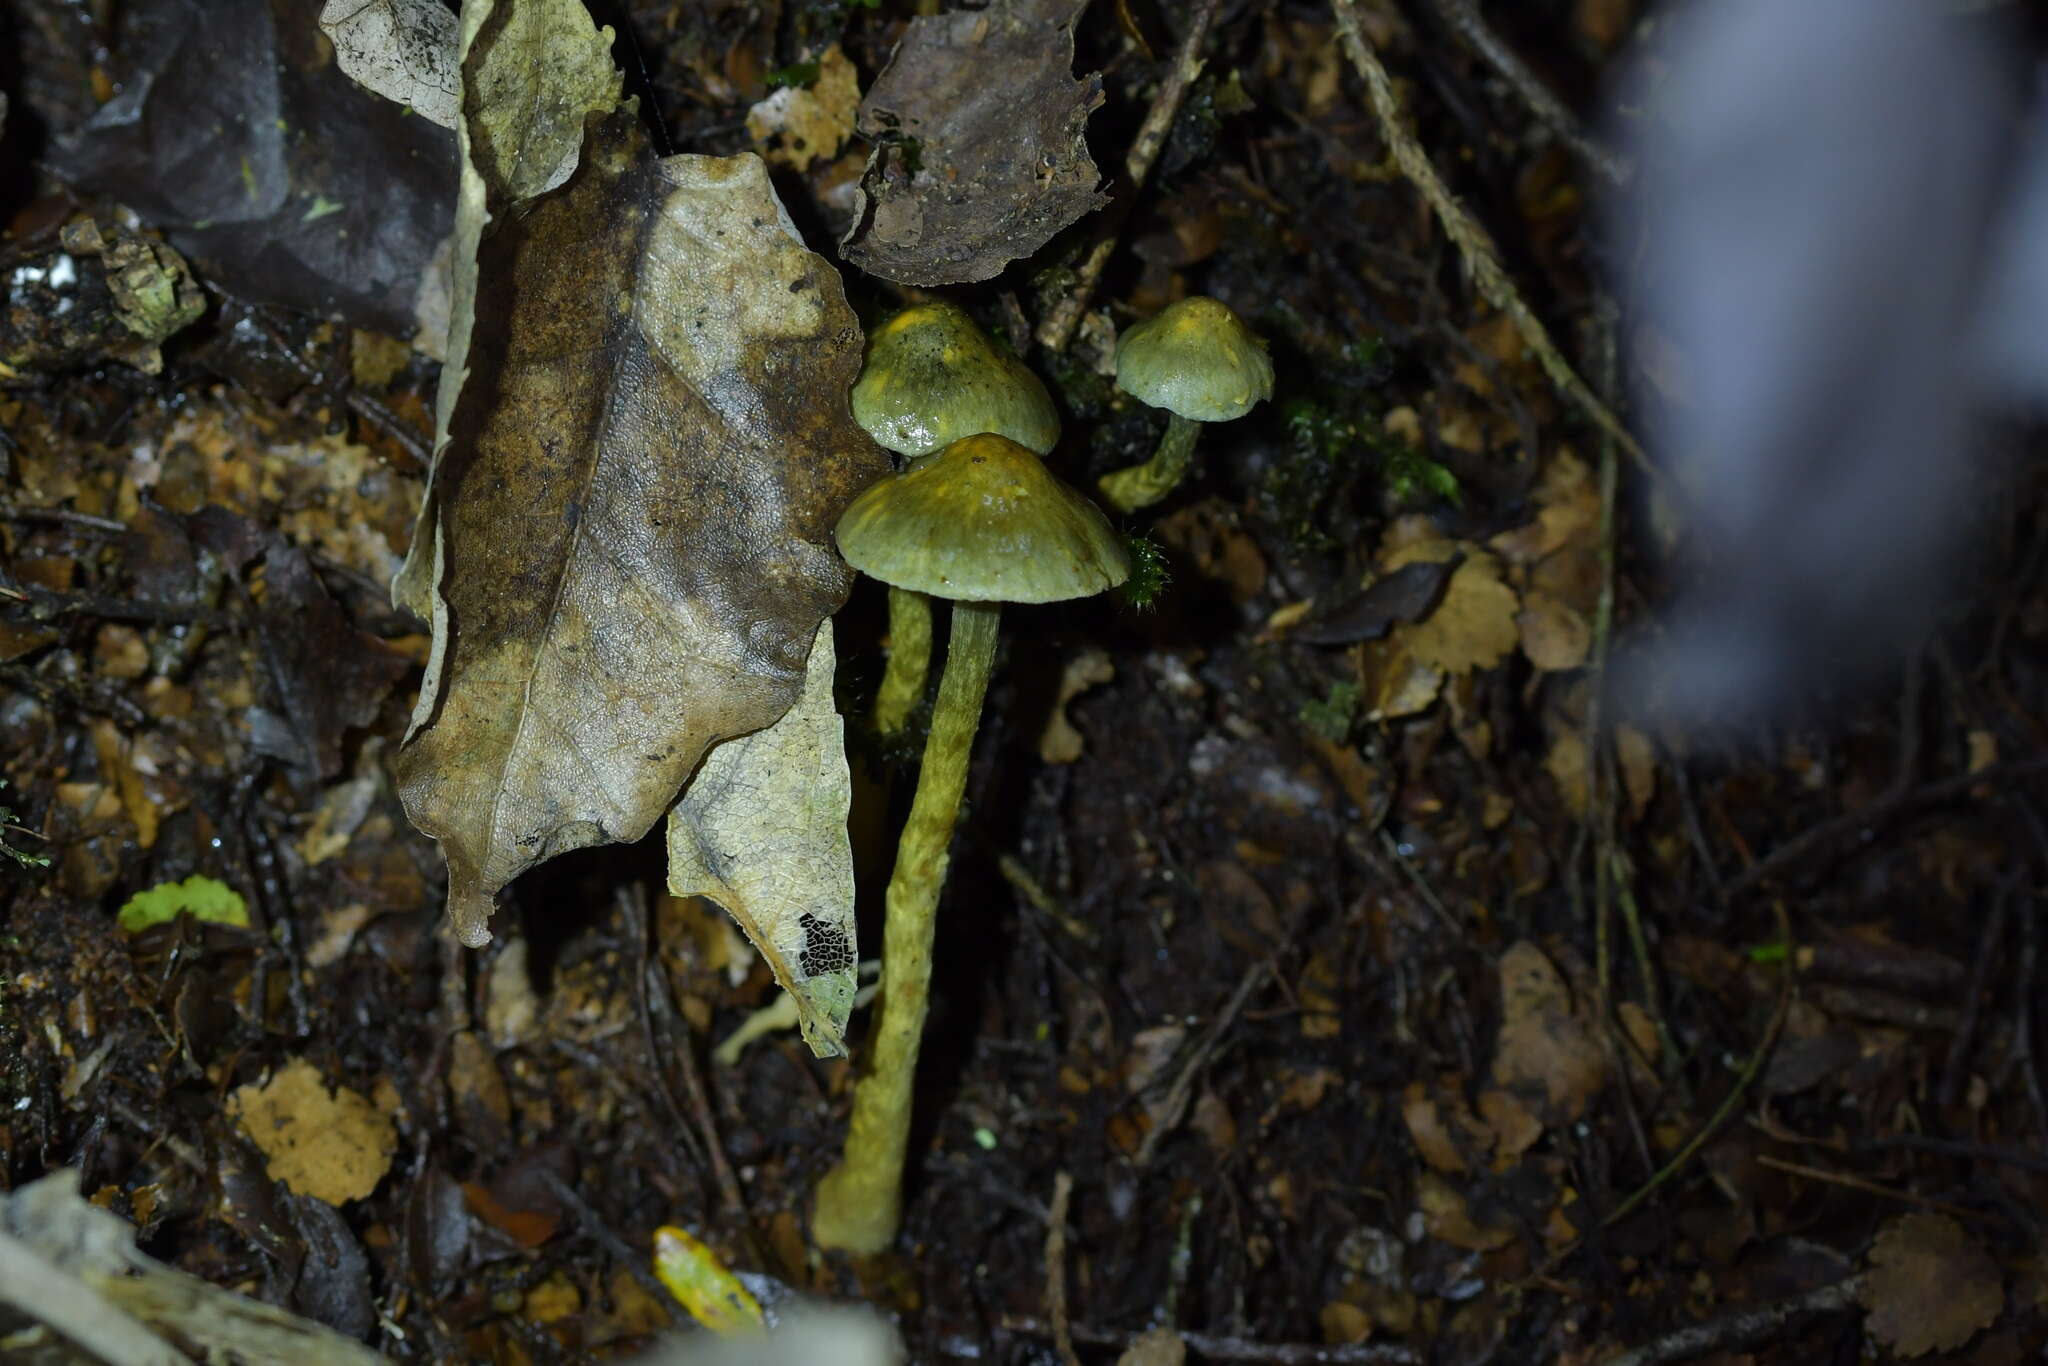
<box><xmin>668</xmin><ymin>624</ymin><xmax>858</xmax><ymax>1059</ymax></box>
<box><xmin>227</xmin><ymin>1058</ymin><xmax>396</xmax><ymax>1205</ymax></box>
<box><xmin>1490</xmin><ymin>448</ymin><xmax>1599</xmax><ymax>566</ymax></box>
<box><xmin>652</xmin><ymin>1226</ymin><xmax>765</xmax><ymax>1336</ymax></box>
<box><xmin>1490</xmin><ymin>941</ymin><xmax>1609</xmax><ymax>1125</ymax></box>
<box><xmin>321</xmin><ymin>0</ymin><xmax>460</xmax><ymax>129</ymax></box>
<box><xmin>1039</xmin><ymin>647</ymin><xmax>1115</xmax><ymax>763</ymax></box>
<box><xmin>51</xmin><ymin>0</ymin><xmax>457</xmax><ymax>342</ymax></box>
<box><xmin>1116</xmin><ymin>1325</ymin><xmax>1187</xmax><ymax>1366</ymax></box>
<box><xmin>1516</xmin><ymin>591</ymin><xmax>1591</xmax><ymax>672</ymax></box>
<box><xmin>117</xmin><ymin>874</ymin><xmax>248</xmax><ymax>933</ymax></box>
<box><xmin>396</xmin><ymin>102</ymin><xmax>884</xmax><ymax>945</ymax></box>
<box><xmin>839</xmin><ymin>0</ymin><xmax>1108</xmax><ymax>285</ymax></box>
<box><xmin>1384</xmin><ymin>540</ymin><xmax>1520</xmax><ymax>675</ymax></box>
<box><xmin>747</xmin><ymin>47</ymin><xmax>860</xmax><ymax>171</ymax></box>
<box><xmin>1294</xmin><ymin>555</ymin><xmax>1464</xmax><ymax>645</ymax></box>
<box><xmin>1416</xmin><ymin>1170</ymin><xmax>1515</xmax><ymax>1252</ymax></box>
<box><xmin>1615</xmin><ymin>724</ymin><xmax>1658</xmax><ymax>821</ymax></box>
<box><xmin>1862</xmin><ymin>1213</ymin><xmax>2003</xmax><ymax>1356</ymax></box>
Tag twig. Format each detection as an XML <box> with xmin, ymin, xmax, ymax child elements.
<box><xmin>1753</xmin><ymin>1155</ymin><xmax>1992</xmax><ymax>1223</ymax></box>
<box><xmin>1430</xmin><ymin>0</ymin><xmax>1630</xmax><ymax>184</ymax></box>
<box><xmin>1596</xmin><ymin>1276</ymin><xmax>1865</xmax><ymax>1366</ymax></box>
<box><xmin>1600</xmin><ymin>900</ymin><xmax>1793</xmax><ymax>1229</ymax></box>
<box><xmin>1133</xmin><ymin>958</ymin><xmax>1272</xmax><ymax>1167</ymax></box>
<box><xmin>1036</xmin><ymin>0</ymin><xmax>1222</xmax><ymax>353</ymax></box>
<box><xmin>634</xmin><ymin>886</ymin><xmax>765</xmax><ymax>1264</ymax></box>
<box><xmin>1002</xmin><ymin>1316</ymin><xmax>1420</xmax><ymax>1363</ymax></box>
<box><xmin>1722</xmin><ymin>756</ymin><xmax>2048</xmax><ymax>900</ymax></box>
<box><xmin>535</xmin><ymin>1167</ymin><xmax>677</xmax><ymax>1310</ymax></box>
<box><xmin>1045</xmin><ymin>1171</ymin><xmax>1082</xmax><ymax>1366</ymax></box>
<box><xmin>1853</xmin><ymin>1130</ymin><xmax>2048</xmax><ymax>1176</ymax></box>
<box><xmin>1327</xmin><ymin>0</ymin><xmax>1657</xmax><ymax>485</ymax></box>
<box><xmin>0</xmin><ymin>503</ymin><xmax>131</xmax><ymax>534</ymax></box>
<box><xmin>2013</xmin><ymin>885</ymin><xmax>2046</xmax><ymax>1138</ymax></box>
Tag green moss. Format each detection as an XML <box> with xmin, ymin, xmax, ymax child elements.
<box><xmin>1300</xmin><ymin>681</ymin><xmax>1361</xmax><ymax>743</ymax></box>
<box><xmin>1117</xmin><ymin>534</ymin><xmax>1171</xmax><ymax>611</ymax></box>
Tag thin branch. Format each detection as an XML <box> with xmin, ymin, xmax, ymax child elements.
<box><xmin>1003</xmin><ymin>1316</ymin><xmax>1421</xmax><ymax>1363</ymax></box>
<box><xmin>1597</xmin><ymin>1277</ymin><xmax>1865</xmax><ymax>1366</ymax></box>
<box><xmin>1045</xmin><ymin>1172</ymin><xmax>1082</xmax><ymax>1366</ymax></box>
<box><xmin>1036</xmin><ymin>0</ymin><xmax>1222</xmax><ymax>353</ymax></box>
<box><xmin>1328</xmin><ymin>0</ymin><xmax>1658</xmax><ymax>486</ymax></box>
<box><xmin>1431</xmin><ymin>0</ymin><xmax>1630</xmax><ymax>184</ymax></box>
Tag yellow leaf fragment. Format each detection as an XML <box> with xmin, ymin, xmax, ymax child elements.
<box><xmin>651</xmin><ymin>1226</ymin><xmax>765</xmax><ymax>1336</ymax></box>
<box><xmin>226</xmin><ymin>1058</ymin><xmax>396</xmax><ymax>1205</ymax></box>
<box><xmin>747</xmin><ymin>47</ymin><xmax>860</xmax><ymax>171</ymax></box>
<box><xmin>669</xmin><ymin>624</ymin><xmax>857</xmax><ymax>1059</ymax></box>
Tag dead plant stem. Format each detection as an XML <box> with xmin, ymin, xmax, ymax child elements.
<box><xmin>1327</xmin><ymin>0</ymin><xmax>1656</xmax><ymax>484</ymax></box>
<box><xmin>1037</xmin><ymin>0</ymin><xmax>1222</xmax><ymax>352</ymax></box>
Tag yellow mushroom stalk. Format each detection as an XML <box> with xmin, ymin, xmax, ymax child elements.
<box><xmin>814</xmin><ymin>434</ymin><xmax>1127</xmax><ymax>1253</ymax></box>
<box><xmin>849</xmin><ymin>301</ymin><xmax>1062</xmax><ymax>736</ymax></box>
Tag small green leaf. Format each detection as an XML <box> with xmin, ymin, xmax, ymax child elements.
<box><xmin>1300</xmin><ymin>681</ymin><xmax>1361</xmax><ymax>743</ymax></box>
<box><xmin>117</xmin><ymin>875</ymin><xmax>249</xmax><ymax>933</ymax></box>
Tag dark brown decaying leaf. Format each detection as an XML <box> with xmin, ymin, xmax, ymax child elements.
<box><xmin>188</xmin><ymin>510</ymin><xmax>410</xmax><ymax>783</ymax></box>
<box><xmin>397</xmin><ymin>112</ymin><xmax>886</xmax><ymax>947</ymax></box>
<box><xmin>1294</xmin><ymin>554</ymin><xmax>1466</xmax><ymax>645</ymax></box>
<box><xmin>1861</xmin><ymin>1212</ymin><xmax>2004</xmax><ymax>1357</ymax></box>
<box><xmin>839</xmin><ymin>0</ymin><xmax>1108</xmax><ymax>286</ymax></box>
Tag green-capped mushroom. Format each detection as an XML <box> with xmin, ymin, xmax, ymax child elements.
<box><xmin>1098</xmin><ymin>296</ymin><xmax>1274</xmax><ymax>513</ymax></box>
<box><xmin>814</xmin><ymin>434</ymin><xmax>1126</xmax><ymax>1253</ymax></box>
<box><xmin>849</xmin><ymin>301</ymin><xmax>1063</xmax><ymax>735</ymax></box>
<box><xmin>852</xmin><ymin>301</ymin><xmax>1061</xmax><ymax>460</ymax></box>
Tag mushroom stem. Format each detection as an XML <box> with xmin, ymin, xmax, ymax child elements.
<box><xmin>813</xmin><ymin>600</ymin><xmax>1001</xmax><ymax>1254</ymax></box>
<box><xmin>873</xmin><ymin>587</ymin><xmax>934</xmax><ymax>736</ymax></box>
<box><xmin>1097</xmin><ymin>412</ymin><xmax>1202</xmax><ymax>513</ymax></box>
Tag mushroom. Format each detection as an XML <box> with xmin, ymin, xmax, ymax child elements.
<box><xmin>1098</xmin><ymin>296</ymin><xmax>1274</xmax><ymax>514</ymax></box>
<box><xmin>813</xmin><ymin>433</ymin><xmax>1128</xmax><ymax>1253</ymax></box>
<box><xmin>849</xmin><ymin>301</ymin><xmax>1063</xmax><ymax>735</ymax></box>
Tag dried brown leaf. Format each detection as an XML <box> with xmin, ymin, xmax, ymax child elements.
<box><xmin>396</xmin><ymin>111</ymin><xmax>884</xmax><ymax>945</ymax></box>
<box><xmin>1385</xmin><ymin>541</ymin><xmax>1520</xmax><ymax>675</ymax></box>
<box><xmin>1862</xmin><ymin>1213</ymin><xmax>2003</xmax><ymax>1356</ymax></box>
<box><xmin>839</xmin><ymin>0</ymin><xmax>1108</xmax><ymax>285</ymax></box>
<box><xmin>1490</xmin><ymin>941</ymin><xmax>1609</xmax><ymax>1125</ymax></box>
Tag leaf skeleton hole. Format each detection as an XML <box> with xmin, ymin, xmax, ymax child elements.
<box><xmin>796</xmin><ymin>912</ymin><xmax>852</xmax><ymax>979</ymax></box>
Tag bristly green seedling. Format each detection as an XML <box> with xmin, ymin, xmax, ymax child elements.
<box><xmin>0</xmin><ymin>782</ymin><xmax>49</xmax><ymax>871</ymax></box>
<box><xmin>1117</xmin><ymin>533</ymin><xmax>1170</xmax><ymax>611</ymax></box>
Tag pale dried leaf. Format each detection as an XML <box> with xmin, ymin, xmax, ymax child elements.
<box><xmin>669</xmin><ymin>625</ymin><xmax>857</xmax><ymax>1058</ymax></box>
<box><xmin>396</xmin><ymin>113</ymin><xmax>884</xmax><ymax>946</ymax></box>
<box><xmin>321</xmin><ymin>0</ymin><xmax>459</xmax><ymax>129</ymax></box>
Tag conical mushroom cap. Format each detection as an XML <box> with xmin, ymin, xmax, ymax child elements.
<box><xmin>851</xmin><ymin>302</ymin><xmax>1061</xmax><ymax>458</ymax></box>
<box><xmin>1114</xmin><ymin>296</ymin><xmax>1274</xmax><ymax>423</ymax></box>
<box><xmin>836</xmin><ymin>434</ymin><xmax>1130</xmax><ymax>604</ymax></box>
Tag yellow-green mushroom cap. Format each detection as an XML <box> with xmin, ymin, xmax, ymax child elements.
<box><xmin>836</xmin><ymin>434</ymin><xmax>1130</xmax><ymax>604</ymax></box>
<box><xmin>1114</xmin><ymin>296</ymin><xmax>1274</xmax><ymax>423</ymax></box>
<box><xmin>851</xmin><ymin>302</ymin><xmax>1061</xmax><ymax>458</ymax></box>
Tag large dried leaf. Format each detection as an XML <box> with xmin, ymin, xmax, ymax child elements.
<box><xmin>669</xmin><ymin>624</ymin><xmax>857</xmax><ymax>1058</ymax></box>
<box><xmin>839</xmin><ymin>0</ymin><xmax>1107</xmax><ymax>285</ymax></box>
<box><xmin>392</xmin><ymin>0</ymin><xmax>620</xmax><ymax>624</ymax></box>
<box><xmin>396</xmin><ymin>102</ymin><xmax>884</xmax><ymax>946</ymax></box>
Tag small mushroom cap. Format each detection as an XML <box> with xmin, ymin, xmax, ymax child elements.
<box><xmin>836</xmin><ymin>433</ymin><xmax>1131</xmax><ymax>604</ymax></box>
<box><xmin>1114</xmin><ymin>296</ymin><xmax>1274</xmax><ymax>423</ymax></box>
<box><xmin>851</xmin><ymin>302</ymin><xmax>1062</xmax><ymax>458</ymax></box>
